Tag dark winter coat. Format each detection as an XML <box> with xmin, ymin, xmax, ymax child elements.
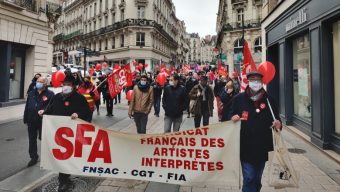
<box><xmin>185</xmin><ymin>78</ymin><xmax>198</xmax><ymax>93</ymax></box>
<box><xmin>219</xmin><ymin>88</ymin><xmax>236</xmax><ymax>121</ymax></box>
<box><xmin>230</xmin><ymin>87</ymin><xmax>281</xmax><ymax>164</ymax></box>
<box><xmin>44</xmin><ymin>90</ymin><xmax>91</xmax><ymax>122</ymax></box>
<box><xmin>152</xmin><ymin>82</ymin><xmax>163</xmax><ymax>98</ymax></box>
<box><xmin>24</xmin><ymin>89</ymin><xmax>55</xmax><ymax>125</ymax></box>
<box><xmin>214</xmin><ymin>79</ymin><xmax>226</xmax><ymax>97</ymax></box>
<box><xmin>162</xmin><ymin>85</ymin><xmax>188</xmax><ymax>118</ymax></box>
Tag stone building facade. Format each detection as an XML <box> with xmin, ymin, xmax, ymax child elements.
<box><xmin>216</xmin><ymin>0</ymin><xmax>263</xmax><ymax>73</ymax></box>
<box><xmin>53</xmin><ymin>0</ymin><xmax>190</xmax><ymax>71</ymax></box>
<box><xmin>0</xmin><ymin>0</ymin><xmax>57</xmax><ymax>106</ymax></box>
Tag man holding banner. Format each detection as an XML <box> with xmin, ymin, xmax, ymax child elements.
<box><xmin>231</xmin><ymin>70</ymin><xmax>282</xmax><ymax>192</ymax></box>
<box><xmin>44</xmin><ymin>74</ymin><xmax>91</xmax><ymax>192</ymax></box>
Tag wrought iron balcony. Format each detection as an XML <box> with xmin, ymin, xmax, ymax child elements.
<box><xmin>53</xmin><ymin>33</ymin><xmax>64</xmax><ymax>41</ymax></box>
<box><xmin>1</xmin><ymin>0</ymin><xmax>38</xmax><ymax>12</ymax></box>
<box><xmin>222</xmin><ymin>19</ymin><xmax>261</xmax><ymax>31</ymax></box>
<box><xmin>82</xmin><ymin>19</ymin><xmax>178</xmax><ymax>48</ymax></box>
<box><xmin>63</xmin><ymin>30</ymin><xmax>83</xmax><ymax>41</ymax></box>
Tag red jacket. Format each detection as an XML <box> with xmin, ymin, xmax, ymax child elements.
<box><xmin>78</xmin><ymin>83</ymin><xmax>99</xmax><ymax>111</ymax></box>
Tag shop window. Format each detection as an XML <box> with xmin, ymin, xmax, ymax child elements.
<box><xmin>293</xmin><ymin>33</ymin><xmax>311</xmax><ymax>121</ymax></box>
<box><xmin>333</xmin><ymin>21</ymin><xmax>340</xmax><ymax>134</ymax></box>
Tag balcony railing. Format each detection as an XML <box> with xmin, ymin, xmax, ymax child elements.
<box><xmin>53</xmin><ymin>33</ymin><xmax>64</xmax><ymax>41</ymax></box>
<box><xmin>83</xmin><ymin>19</ymin><xmax>178</xmax><ymax>48</ymax></box>
<box><xmin>63</xmin><ymin>30</ymin><xmax>83</xmax><ymax>41</ymax></box>
<box><xmin>1</xmin><ymin>0</ymin><xmax>38</xmax><ymax>12</ymax></box>
<box><xmin>222</xmin><ymin>19</ymin><xmax>261</xmax><ymax>31</ymax></box>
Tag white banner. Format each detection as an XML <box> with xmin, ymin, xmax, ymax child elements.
<box><xmin>41</xmin><ymin>115</ymin><xmax>241</xmax><ymax>186</ymax></box>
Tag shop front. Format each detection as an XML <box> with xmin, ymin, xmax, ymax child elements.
<box><xmin>265</xmin><ymin>0</ymin><xmax>340</xmax><ymax>153</ymax></box>
<box><xmin>0</xmin><ymin>41</ymin><xmax>28</xmax><ymax>105</ymax></box>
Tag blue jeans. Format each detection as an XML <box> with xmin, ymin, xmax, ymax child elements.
<box><xmin>241</xmin><ymin>161</ymin><xmax>266</xmax><ymax>192</ymax></box>
<box><xmin>153</xmin><ymin>96</ymin><xmax>161</xmax><ymax>115</ymax></box>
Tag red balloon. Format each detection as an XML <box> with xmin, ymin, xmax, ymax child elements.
<box><xmin>126</xmin><ymin>90</ymin><xmax>133</xmax><ymax>101</ymax></box>
<box><xmin>145</xmin><ymin>63</ymin><xmax>149</xmax><ymax>68</ymax></box>
<box><xmin>102</xmin><ymin>62</ymin><xmax>108</xmax><ymax>68</ymax></box>
<box><xmin>258</xmin><ymin>61</ymin><xmax>276</xmax><ymax>85</ymax></box>
<box><xmin>138</xmin><ymin>63</ymin><xmax>143</xmax><ymax>70</ymax></box>
<box><xmin>95</xmin><ymin>63</ymin><xmax>101</xmax><ymax>71</ymax></box>
<box><xmin>156</xmin><ymin>72</ymin><xmax>167</xmax><ymax>86</ymax></box>
<box><xmin>52</xmin><ymin>71</ymin><xmax>65</xmax><ymax>88</ymax></box>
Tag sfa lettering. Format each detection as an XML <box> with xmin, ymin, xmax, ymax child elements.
<box><xmin>52</xmin><ymin>124</ymin><xmax>112</xmax><ymax>163</ymax></box>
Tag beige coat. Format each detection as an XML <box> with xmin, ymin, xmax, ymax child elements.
<box><xmin>128</xmin><ymin>85</ymin><xmax>154</xmax><ymax>114</ymax></box>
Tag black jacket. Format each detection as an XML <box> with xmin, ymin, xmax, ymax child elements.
<box><xmin>219</xmin><ymin>88</ymin><xmax>236</xmax><ymax>121</ymax></box>
<box><xmin>230</xmin><ymin>88</ymin><xmax>281</xmax><ymax>164</ymax></box>
<box><xmin>24</xmin><ymin>89</ymin><xmax>55</xmax><ymax>125</ymax></box>
<box><xmin>185</xmin><ymin>78</ymin><xmax>198</xmax><ymax>93</ymax></box>
<box><xmin>44</xmin><ymin>91</ymin><xmax>91</xmax><ymax>122</ymax></box>
<box><xmin>214</xmin><ymin>79</ymin><xmax>226</xmax><ymax>96</ymax></box>
<box><xmin>162</xmin><ymin>85</ymin><xmax>188</xmax><ymax>118</ymax></box>
<box><xmin>152</xmin><ymin>82</ymin><xmax>163</xmax><ymax>98</ymax></box>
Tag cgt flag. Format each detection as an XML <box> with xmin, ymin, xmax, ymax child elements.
<box><xmin>41</xmin><ymin>116</ymin><xmax>241</xmax><ymax>186</ymax></box>
<box><xmin>107</xmin><ymin>69</ymin><xmax>126</xmax><ymax>99</ymax></box>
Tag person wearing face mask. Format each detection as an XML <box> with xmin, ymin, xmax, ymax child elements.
<box><xmin>128</xmin><ymin>75</ymin><xmax>154</xmax><ymax>134</ymax></box>
<box><xmin>77</xmin><ymin>75</ymin><xmax>100</xmax><ymax>122</ymax></box>
<box><xmin>189</xmin><ymin>76</ymin><xmax>214</xmax><ymax>128</ymax></box>
<box><xmin>219</xmin><ymin>80</ymin><xmax>236</xmax><ymax>122</ymax></box>
<box><xmin>27</xmin><ymin>73</ymin><xmax>42</xmax><ymax>94</ymax></box>
<box><xmin>23</xmin><ymin>76</ymin><xmax>54</xmax><ymax>167</ymax></box>
<box><xmin>162</xmin><ymin>74</ymin><xmax>188</xmax><ymax>132</ymax></box>
<box><xmin>230</xmin><ymin>71</ymin><xmax>282</xmax><ymax>192</ymax></box>
<box><xmin>44</xmin><ymin>75</ymin><xmax>91</xmax><ymax>192</ymax></box>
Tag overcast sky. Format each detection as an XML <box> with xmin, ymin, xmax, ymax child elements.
<box><xmin>172</xmin><ymin>0</ymin><xmax>219</xmax><ymax>38</ymax></box>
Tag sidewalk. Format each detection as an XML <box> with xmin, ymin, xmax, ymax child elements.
<box><xmin>0</xmin><ymin>99</ymin><xmax>339</xmax><ymax>192</ymax></box>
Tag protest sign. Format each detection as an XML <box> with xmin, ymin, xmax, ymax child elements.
<box><xmin>41</xmin><ymin>115</ymin><xmax>240</xmax><ymax>186</ymax></box>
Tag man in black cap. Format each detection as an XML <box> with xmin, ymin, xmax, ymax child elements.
<box><xmin>230</xmin><ymin>70</ymin><xmax>282</xmax><ymax>192</ymax></box>
<box><xmin>44</xmin><ymin>74</ymin><xmax>91</xmax><ymax>192</ymax></box>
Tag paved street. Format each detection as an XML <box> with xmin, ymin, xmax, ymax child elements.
<box><xmin>0</xmin><ymin>99</ymin><xmax>339</xmax><ymax>192</ymax></box>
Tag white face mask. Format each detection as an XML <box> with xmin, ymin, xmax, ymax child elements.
<box><xmin>249</xmin><ymin>81</ymin><xmax>263</xmax><ymax>92</ymax></box>
<box><xmin>62</xmin><ymin>86</ymin><xmax>73</xmax><ymax>94</ymax></box>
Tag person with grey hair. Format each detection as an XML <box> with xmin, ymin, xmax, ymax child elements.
<box><xmin>23</xmin><ymin>76</ymin><xmax>54</xmax><ymax>167</ymax></box>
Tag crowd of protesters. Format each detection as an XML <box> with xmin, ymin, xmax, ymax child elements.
<box><xmin>23</xmin><ymin>63</ymin><xmax>281</xmax><ymax>192</ymax></box>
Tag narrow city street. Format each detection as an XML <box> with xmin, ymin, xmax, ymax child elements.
<box><xmin>0</xmin><ymin>100</ymin><xmax>339</xmax><ymax>192</ymax></box>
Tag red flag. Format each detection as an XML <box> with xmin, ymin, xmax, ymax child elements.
<box><xmin>183</xmin><ymin>64</ymin><xmax>190</xmax><ymax>74</ymax></box>
<box><xmin>107</xmin><ymin>69</ymin><xmax>127</xmax><ymax>98</ymax></box>
<box><xmin>160</xmin><ymin>64</ymin><xmax>170</xmax><ymax>76</ymax></box>
<box><xmin>240</xmin><ymin>40</ymin><xmax>257</xmax><ymax>92</ymax></box>
<box><xmin>125</xmin><ymin>64</ymin><xmax>133</xmax><ymax>87</ymax></box>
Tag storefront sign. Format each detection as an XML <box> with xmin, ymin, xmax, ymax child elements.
<box><xmin>41</xmin><ymin>115</ymin><xmax>241</xmax><ymax>186</ymax></box>
<box><xmin>286</xmin><ymin>8</ymin><xmax>307</xmax><ymax>32</ymax></box>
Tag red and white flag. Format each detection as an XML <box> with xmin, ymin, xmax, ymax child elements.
<box><xmin>108</xmin><ymin>69</ymin><xmax>126</xmax><ymax>99</ymax></box>
<box><xmin>240</xmin><ymin>40</ymin><xmax>257</xmax><ymax>92</ymax></box>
